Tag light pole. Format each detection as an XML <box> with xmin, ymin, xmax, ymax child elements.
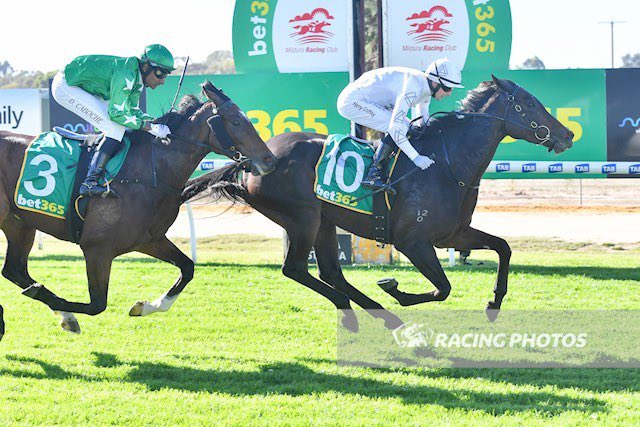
<box><xmin>598</xmin><ymin>20</ymin><xmax>626</xmax><ymax>68</ymax></box>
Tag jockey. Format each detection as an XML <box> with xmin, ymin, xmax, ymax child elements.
<box><xmin>51</xmin><ymin>44</ymin><xmax>176</xmax><ymax>198</ymax></box>
<box><xmin>337</xmin><ymin>58</ymin><xmax>463</xmax><ymax>194</ymax></box>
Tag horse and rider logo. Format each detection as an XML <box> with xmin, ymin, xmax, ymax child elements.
<box><xmin>289</xmin><ymin>7</ymin><xmax>335</xmax><ymax>45</ymax></box>
<box><xmin>406</xmin><ymin>5</ymin><xmax>454</xmax><ymax>44</ymax></box>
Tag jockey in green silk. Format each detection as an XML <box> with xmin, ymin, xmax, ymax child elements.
<box><xmin>52</xmin><ymin>44</ymin><xmax>176</xmax><ymax>198</ymax></box>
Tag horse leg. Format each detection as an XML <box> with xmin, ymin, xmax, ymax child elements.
<box><xmin>0</xmin><ymin>304</ymin><xmax>4</xmax><ymax>341</ymax></box>
<box><xmin>1</xmin><ymin>219</ymin><xmax>80</xmax><ymax>333</ymax></box>
<box><xmin>313</xmin><ymin>219</ymin><xmax>404</xmax><ymax>329</ymax></box>
<box><xmin>129</xmin><ymin>236</ymin><xmax>194</xmax><ymax>316</ymax></box>
<box><xmin>22</xmin><ymin>247</ymin><xmax>113</xmax><ymax>317</ymax></box>
<box><xmin>383</xmin><ymin>240</ymin><xmax>452</xmax><ymax>306</ymax></box>
<box><xmin>278</xmin><ymin>212</ymin><xmax>357</xmax><ymax>331</ymax></box>
<box><xmin>446</xmin><ymin>226</ymin><xmax>511</xmax><ymax>322</ymax></box>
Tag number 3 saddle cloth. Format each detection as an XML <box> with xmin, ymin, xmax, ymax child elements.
<box><xmin>14</xmin><ymin>131</ymin><xmax>130</xmax><ymax>220</ymax></box>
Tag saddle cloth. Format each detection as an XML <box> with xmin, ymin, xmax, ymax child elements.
<box><xmin>15</xmin><ymin>131</ymin><xmax>130</xmax><ymax>220</ymax></box>
<box><xmin>314</xmin><ymin>134</ymin><xmax>397</xmax><ymax>215</ymax></box>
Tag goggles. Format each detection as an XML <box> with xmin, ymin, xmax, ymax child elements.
<box><xmin>153</xmin><ymin>67</ymin><xmax>170</xmax><ymax>79</ymax></box>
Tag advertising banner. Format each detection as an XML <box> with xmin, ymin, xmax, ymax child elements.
<box><xmin>382</xmin><ymin>0</ymin><xmax>511</xmax><ymax>72</ymax></box>
<box><xmin>233</xmin><ymin>0</ymin><xmax>351</xmax><ymax>73</ymax></box>
<box><xmin>146</xmin><ymin>72</ymin><xmax>351</xmax><ymax>173</ymax></box>
<box><xmin>0</xmin><ymin>89</ymin><xmax>43</xmax><ymax>135</ymax></box>
<box><xmin>435</xmin><ymin>69</ymin><xmax>608</xmax><ymax>178</ymax></box>
<box><xmin>606</xmin><ymin>68</ymin><xmax>640</xmax><ymax>177</ymax></box>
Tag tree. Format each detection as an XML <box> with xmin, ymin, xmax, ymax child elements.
<box><xmin>0</xmin><ymin>61</ymin><xmax>13</xmax><ymax>77</ymax></box>
<box><xmin>517</xmin><ymin>56</ymin><xmax>546</xmax><ymax>70</ymax></box>
<box><xmin>177</xmin><ymin>50</ymin><xmax>236</xmax><ymax>75</ymax></box>
<box><xmin>621</xmin><ymin>53</ymin><xmax>640</xmax><ymax>68</ymax></box>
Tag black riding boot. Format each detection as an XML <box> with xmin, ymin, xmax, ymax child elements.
<box><xmin>79</xmin><ymin>149</ymin><xmax>119</xmax><ymax>198</ymax></box>
<box><xmin>361</xmin><ymin>135</ymin><xmax>397</xmax><ymax>195</ymax></box>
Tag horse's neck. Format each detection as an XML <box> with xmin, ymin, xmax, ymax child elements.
<box><xmin>148</xmin><ymin>131</ymin><xmax>209</xmax><ymax>190</ymax></box>
<box><xmin>453</xmin><ymin>101</ymin><xmax>507</xmax><ymax>184</ymax></box>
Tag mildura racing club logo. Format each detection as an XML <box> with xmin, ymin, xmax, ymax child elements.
<box><xmin>406</xmin><ymin>6</ymin><xmax>453</xmax><ymax>44</ymax></box>
<box><xmin>289</xmin><ymin>8</ymin><xmax>335</xmax><ymax>45</ymax></box>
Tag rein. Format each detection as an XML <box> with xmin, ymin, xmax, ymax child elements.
<box><xmin>119</xmin><ymin>99</ymin><xmax>252</xmax><ymax>194</ymax></box>
<box><xmin>413</xmin><ymin>84</ymin><xmax>559</xmax><ymax>189</ymax></box>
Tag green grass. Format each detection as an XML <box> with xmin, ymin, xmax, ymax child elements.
<box><xmin>0</xmin><ymin>235</ymin><xmax>639</xmax><ymax>426</ymax></box>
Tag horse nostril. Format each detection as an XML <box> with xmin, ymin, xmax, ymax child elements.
<box><xmin>566</xmin><ymin>131</ymin><xmax>574</xmax><ymax>141</ymax></box>
<box><xmin>264</xmin><ymin>155</ymin><xmax>276</xmax><ymax>167</ymax></box>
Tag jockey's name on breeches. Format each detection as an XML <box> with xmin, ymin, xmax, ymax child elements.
<box><xmin>67</xmin><ymin>99</ymin><xmax>104</xmax><ymax>125</ymax></box>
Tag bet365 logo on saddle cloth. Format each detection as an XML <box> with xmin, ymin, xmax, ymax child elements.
<box><xmin>14</xmin><ymin>132</ymin><xmax>130</xmax><ymax>219</ymax></box>
<box><xmin>314</xmin><ymin>134</ymin><xmax>396</xmax><ymax>215</ymax></box>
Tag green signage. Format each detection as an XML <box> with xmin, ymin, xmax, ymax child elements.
<box><xmin>436</xmin><ymin>69</ymin><xmax>607</xmax><ymax>178</ymax></box>
<box><xmin>146</xmin><ymin>72</ymin><xmax>351</xmax><ymax>168</ymax></box>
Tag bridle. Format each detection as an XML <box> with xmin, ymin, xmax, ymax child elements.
<box><xmin>117</xmin><ymin>93</ymin><xmax>253</xmax><ymax>194</ymax></box>
<box><xmin>498</xmin><ymin>85</ymin><xmax>556</xmax><ymax>152</ymax></box>
<box><xmin>408</xmin><ymin>84</ymin><xmax>560</xmax><ymax>190</ymax></box>
<box><xmin>163</xmin><ymin>99</ymin><xmax>251</xmax><ymax>168</ymax></box>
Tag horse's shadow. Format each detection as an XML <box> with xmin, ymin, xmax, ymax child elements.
<box><xmin>0</xmin><ymin>353</ymin><xmax>609</xmax><ymax>416</ymax></box>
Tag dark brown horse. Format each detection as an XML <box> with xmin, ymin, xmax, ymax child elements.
<box><xmin>0</xmin><ymin>81</ymin><xmax>276</xmax><ymax>337</ymax></box>
<box><xmin>183</xmin><ymin>76</ymin><xmax>574</xmax><ymax>331</ymax></box>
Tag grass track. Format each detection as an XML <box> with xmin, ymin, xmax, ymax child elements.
<box><xmin>0</xmin><ymin>235</ymin><xmax>638</xmax><ymax>425</ymax></box>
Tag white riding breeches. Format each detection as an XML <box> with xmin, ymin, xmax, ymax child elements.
<box><xmin>336</xmin><ymin>86</ymin><xmax>411</xmax><ymax>134</ymax></box>
<box><xmin>51</xmin><ymin>72</ymin><xmax>126</xmax><ymax>141</ymax></box>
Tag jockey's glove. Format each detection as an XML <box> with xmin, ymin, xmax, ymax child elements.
<box><xmin>149</xmin><ymin>124</ymin><xmax>171</xmax><ymax>139</ymax></box>
<box><xmin>413</xmin><ymin>155</ymin><xmax>435</xmax><ymax>170</ymax></box>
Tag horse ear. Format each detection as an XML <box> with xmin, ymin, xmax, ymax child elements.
<box><xmin>491</xmin><ymin>75</ymin><xmax>509</xmax><ymax>92</ymax></box>
<box><xmin>202</xmin><ymin>81</ymin><xmax>231</xmax><ymax>105</ymax></box>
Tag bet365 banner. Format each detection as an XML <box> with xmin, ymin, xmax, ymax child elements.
<box><xmin>146</xmin><ymin>72</ymin><xmax>350</xmax><ymax>176</ymax></box>
<box><xmin>382</xmin><ymin>0</ymin><xmax>512</xmax><ymax>72</ymax></box>
<box><xmin>233</xmin><ymin>0</ymin><xmax>351</xmax><ymax>73</ymax></box>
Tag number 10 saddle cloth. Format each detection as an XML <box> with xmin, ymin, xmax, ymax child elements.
<box><xmin>314</xmin><ymin>134</ymin><xmax>398</xmax><ymax>215</ymax></box>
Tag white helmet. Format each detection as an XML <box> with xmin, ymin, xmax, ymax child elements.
<box><xmin>426</xmin><ymin>58</ymin><xmax>464</xmax><ymax>89</ymax></box>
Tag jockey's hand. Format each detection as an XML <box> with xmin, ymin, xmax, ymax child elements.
<box><xmin>149</xmin><ymin>123</ymin><xmax>171</xmax><ymax>139</ymax></box>
<box><xmin>413</xmin><ymin>155</ymin><xmax>435</xmax><ymax>170</ymax></box>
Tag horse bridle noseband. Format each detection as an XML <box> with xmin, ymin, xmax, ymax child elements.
<box><xmin>407</xmin><ymin>84</ymin><xmax>560</xmax><ymax>190</ymax></box>
<box><xmin>166</xmin><ymin>100</ymin><xmax>250</xmax><ymax>166</ymax></box>
<box><xmin>498</xmin><ymin>85</ymin><xmax>556</xmax><ymax>152</ymax></box>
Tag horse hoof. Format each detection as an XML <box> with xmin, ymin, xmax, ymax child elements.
<box><xmin>377</xmin><ymin>278</ymin><xmax>398</xmax><ymax>292</ymax></box>
<box><xmin>129</xmin><ymin>301</ymin><xmax>147</xmax><ymax>317</ymax></box>
<box><xmin>383</xmin><ymin>314</ymin><xmax>405</xmax><ymax>330</ymax></box>
<box><xmin>486</xmin><ymin>304</ymin><xmax>500</xmax><ymax>323</ymax></box>
<box><xmin>341</xmin><ymin>310</ymin><xmax>359</xmax><ymax>333</ymax></box>
<box><xmin>61</xmin><ymin>318</ymin><xmax>81</xmax><ymax>334</ymax></box>
<box><xmin>53</xmin><ymin>311</ymin><xmax>81</xmax><ymax>334</ymax></box>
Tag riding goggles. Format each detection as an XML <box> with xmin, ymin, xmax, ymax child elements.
<box><xmin>153</xmin><ymin>67</ymin><xmax>170</xmax><ymax>79</ymax></box>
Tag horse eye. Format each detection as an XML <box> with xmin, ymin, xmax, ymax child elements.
<box><xmin>233</xmin><ymin>120</ymin><xmax>240</xmax><ymax>126</ymax></box>
<box><xmin>528</xmin><ymin>102</ymin><xmax>535</xmax><ymax>108</ymax></box>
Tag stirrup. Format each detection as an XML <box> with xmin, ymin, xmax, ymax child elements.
<box><xmin>79</xmin><ymin>181</ymin><xmax>119</xmax><ymax>198</ymax></box>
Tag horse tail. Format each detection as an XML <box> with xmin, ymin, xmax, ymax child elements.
<box><xmin>181</xmin><ymin>163</ymin><xmax>246</xmax><ymax>205</ymax></box>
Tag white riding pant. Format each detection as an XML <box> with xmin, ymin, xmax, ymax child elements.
<box><xmin>51</xmin><ymin>72</ymin><xmax>126</xmax><ymax>141</ymax></box>
<box><xmin>336</xmin><ymin>85</ymin><xmax>411</xmax><ymax>134</ymax></box>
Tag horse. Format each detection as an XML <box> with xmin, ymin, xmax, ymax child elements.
<box><xmin>0</xmin><ymin>81</ymin><xmax>276</xmax><ymax>335</ymax></box>
<box><xmin>182</xmin><ymin>76</ymin><xmax>574</xmax><ymax>332</ymax></box>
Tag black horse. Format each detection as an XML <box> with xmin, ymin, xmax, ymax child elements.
<box><xmin>0</xmin><ymin>82</ymin><xmax>276</xmax><ymax>337</ymax></box>
<box><xmin>183</xmin><ymin>76</ymin><xmax>574</xmax><ymax>331</ymax></box>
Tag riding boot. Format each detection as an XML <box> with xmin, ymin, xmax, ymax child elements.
<box><xmin>79</xmin><ymin>149</ymin><xmax>119</xmax><ymax>198</ymax></box>
<box><xmin>361</xmin><ymin>135</ymin><xmax>397</xmax><ymax>195</ymax></box>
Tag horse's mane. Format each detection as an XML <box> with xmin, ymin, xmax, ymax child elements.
<box><xmin>425</xmin><ymin>80</ymin><xmax>498</xmax><ymax>132</ymax></box>
<box><xmin>155</xmin><ymin>94</ymin><xmax>205</xmax><ymax>128</ymax></box>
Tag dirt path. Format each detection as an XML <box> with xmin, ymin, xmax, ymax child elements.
<box><xmin>168</xmin><ymin>203</ymin><xmax>640</xmax><ymax>244</ymax></box>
